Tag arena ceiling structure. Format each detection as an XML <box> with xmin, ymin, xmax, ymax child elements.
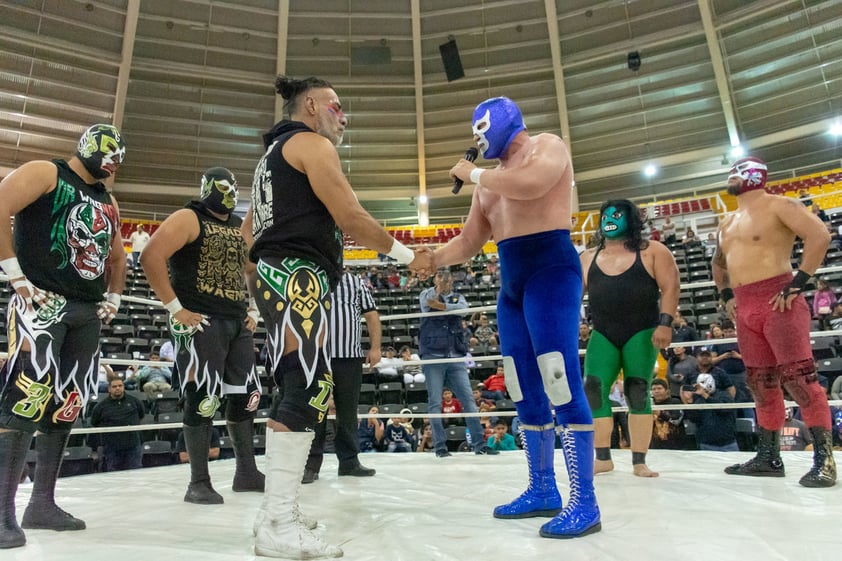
<box><xmin>1</xmin><ymin>0</ymin><xmax>841</xmax><ymax>226</ymax></box>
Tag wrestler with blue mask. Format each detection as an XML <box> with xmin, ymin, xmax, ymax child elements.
<box><xmin>434</xmin><ymin>96</ymin><xmax>602</xmax><ymax>539</ymax></box>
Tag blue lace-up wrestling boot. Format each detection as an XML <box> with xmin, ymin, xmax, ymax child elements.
<box><xmin>539</xmin><ymin>426</ymin><xmax>601</xmax><ymax>539</ymax></box>
<box><xmin>494</xmin><ymin>425</ymin><xmax>562</xmax><ymax>519</ymax></box>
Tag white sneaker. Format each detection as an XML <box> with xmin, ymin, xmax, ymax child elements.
<box><xmin>253</xmin><ymin>504</ymin><xmax>318</xmax><ymax>535</ymax></box>
<box><xmin>254</xmin><ymin>520</ymin><xmax>343</xmax><ymax>559</ymax></box>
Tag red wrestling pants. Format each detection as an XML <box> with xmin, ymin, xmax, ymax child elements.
<box><xmin>735</xmin><ymin>273</ymin><xmax>830</xmax><ymax>430</ymax></box>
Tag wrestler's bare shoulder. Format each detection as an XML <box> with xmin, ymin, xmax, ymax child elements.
<box><xmin>767</xmin><ymin>194</ymin><xmax>807</xmax><ymax>214</ymax></box>
<box><xmin>643</xmin><ymin>239</ymin><xmax>670</xmax><ymax>254</ymax></box>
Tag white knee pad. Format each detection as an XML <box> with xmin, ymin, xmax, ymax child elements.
<box><xmin>538</xmin><ymin>351</ymin><xmax>572</xmax><ymax>406</ymax></box>
<box><xmin>502</xmin><ymin>356</ymin><xmax>522</xmax><ymax>402</ymax></box>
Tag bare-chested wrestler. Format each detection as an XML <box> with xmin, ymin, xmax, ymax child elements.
<box><xmin>714</xmin><ymin>156</ymin><xmax>836</xmax><ymax>487</ymax></box>
<box><xmin>434</xmin><ymin>96</ymin><xmax>601</xmax><ymax>539</ymax></box>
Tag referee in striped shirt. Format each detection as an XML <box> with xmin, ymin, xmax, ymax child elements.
<box><xmin>304</xmin><ymin>269</ymin><xmax>382</xmax><ymax>481</ymax></box>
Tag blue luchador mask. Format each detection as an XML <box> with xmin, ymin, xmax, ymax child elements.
<box><xmin>471</xmin><ymin>97</ymin><xmax>526</xmax><ymax>160</ymax></box>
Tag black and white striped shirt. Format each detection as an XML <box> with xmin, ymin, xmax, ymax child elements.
<box><xmin>330</xmin><ymin>271</ymin><xmax>377</xmax><ymax>359</ymax></box>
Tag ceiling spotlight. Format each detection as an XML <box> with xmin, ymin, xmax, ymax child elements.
<box><xmin>644</xmin><ymin>164</ymin><xmax>657</xmax><ymax>177</ymax></box>
<box><xmin>730</xmin><ymin>145</ymin><xmax>745</xmax><ymax>158</ymax></box>
<box><xmin>417</xmin><ymin>195</ymin><xmax>428</xmax><ymax>204</ymax></box>
<box><xmin>830</xmin><ymin>120</ymin><xmax>842</xmax><ymax>137</ymax></box>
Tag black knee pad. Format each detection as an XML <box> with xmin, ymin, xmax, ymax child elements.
<box><xmin>624</xmin><ymin>377</ymin><xmax>651</xmax><ymax>413</ymax></box>
<box><xmin>182</xmin><ymin>382</ymin><xmax>217</xmax><ymax>427</ymax></box>
<box><xmin>225</xmin><ymin>393</ymin><xmax>256</xmax><ymax>423</ymax></box>
<box><xmin>780</xmin><ymin>359</ymin><xmax>820</xmax><ymax>406</ymax></box>
<box><xmin>584</xmin><ymin>376</ymin><xmax>603</xmax><ymax>411</ymax></box>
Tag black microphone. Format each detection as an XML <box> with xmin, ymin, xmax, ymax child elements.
<box><xmin>452</xmin><ymin>147</ymin><xmax>479</xmax><ymax>194</ymax></box>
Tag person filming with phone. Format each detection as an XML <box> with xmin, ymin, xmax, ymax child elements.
<box><xmin>680</xmin><ymin>373</ymin><xmax>738</xmax><ymax>452</ymax></box>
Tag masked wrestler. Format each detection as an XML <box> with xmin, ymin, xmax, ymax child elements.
<box><xmin>0</xmin><ymin>124</ymin><xmax>127</xmax><ymax>549</ymax></box>
<box><xmin>579</xmin><ymin>200</ymin><xmax>679</xmax><ymax>477</ymax></box>
<box><xmin>714</xmin><ymin>157</ymin><xmax>836</xmax><ymax>487</ymax></box>
<box><xmin>434</xmin><ymin>96</ymin><xmax>601</xmax><ymax>539</ymax></box>
<box><xmin>141</xmin><ymin>167</ymin><xmax>265</xmax><ymax>505</ymax></box>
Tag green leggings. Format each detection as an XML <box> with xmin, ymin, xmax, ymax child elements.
<box><xmin>584</xmin><ymin>328</ymin><xmax>658</xmax><ymax>418</ymax></box>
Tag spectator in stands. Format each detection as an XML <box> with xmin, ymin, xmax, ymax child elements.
<box><xmin>650</xmin><ymin>378</ymin><xmax>685</xmax><ymax>450</ymax></box>
<box><xmin>681</xmin><ymin>373</ymin><xmax>738</xmax><ymax>451</ymax></box>
<box><xmin>608</xmin><ymin>379</ymin><xmax>630</xmax><ymax>449</ymax></box>
<box><xmin>799</xmin><ymin>188</ymin><xmax>812</xmax><ymax>206</ymax></box>
<box><xmin>176</xmin><ymin>427</ymin><xmax>221</xmax><ymax>463</ymax></box>
<box><xmin>812</xmin><ymin>278</ymin><xmax>837</xmax><ymax>331</ymax></box>
<box><xmin>682</xmin><ymin>228</ymin><xmax>700</xmax><ymax>247</ymax></box>
<box><xmin>479</xmin><ymin>364</ymin><xmax>508</xmax><ymax>402</ymax></box>
<box><xmin>578</xmin><ymin>322</ymin><xmax>591</xmax><ymax>350</ymax></box>
<box><xmin>469</xmin><ymin>314</ymin><xmax>499</xmax><ymax>350</ymax></box>
<box><xmin>473</xmin><ymin>388</ymin><xmax>496</xmax><ymax>409</ymax></box>
<box><xmin>384</xmin><ymin>413</ymin><xmax>414</xmax><ymax>452</ymax></box>
<box><xmin>780</xmin><ymin>407</ymin><xmax>813</xmax><ymax>451</ymax></box>
<box><xmin>416</xmin><ymin>423</ymin><xmax>434</xmax><ymax>452</ymax></box>
<box><xmin>703</xmin><ymin>232</ymin><xmax>717</xmax><ymax>258</ymax></box>
<box><xmin>90</xmin><ymin>378</ymin><xmax>145</xmax><ymax>471</ymax></box>
<box><xmin>667</xmin><ymin>346</ymin><xmax>699</xmax><ymax>398</ymax></box>
<box><xmin>419</xmin><ymin>270</ymin><xmax>496</xmax><ymax>457</ymax></box>
<box><xmin>374</xmin><ymin>346</ymin><xmax>402</xmax><ymax>381</ymax></box>
<box><xmin>358</xmin><ymin>406</ymin><xmax>384</xmax><ymax>453</ymax></box>
<box><xmin>487</xmin><ymin>420</ymin><xmax>518</xmax><ymax>451</ymax></box>
<box><xmin>649</xmin><ymin>223</ymin><xmax>661</xmax><ymax>242</ymax></box>
<box><xmin>399</xmin><ymin>345</ymin><xmax>425</xmax><ymax>385</ymax></box>
<box><xmin>441</xmin><ymin>388</ymin><xmax>462</xmax><ymax>428</ymax></box>
<box><xmin>134</xmin><ymin>350</ymin><xmax>173</xmax><ymax>398</ymax></box>
<box><xmin>386</xmin><ymin>267</ymin><xmax>401</xmax><ymax>289</ymax></box>
<box><xmin>811</xmin><ymin>202</ymin><xmax>829</xmax><ymax>223</ymax></box>
<box><xmin>463</xmin><ymin>264</ymin><xmax>475</xmax><ymax>287</ymax></box>
<box><xmin>129</xmin><ymin>223</ymin><xmax>150</xmax><ymax>269</ymax></box>
<box><xmin>404</xmin><ymin>270</ymin><xmax>419</xmax><ymax>291</ymax></box>
<box><xmin>690</xmin><ymin>350</ymin><xmax>736</xmax><ymax>399</ymax></box>
<box><xmin>662</xmin><ymin>216</ymin><xmax>677</xmax><ymax>244</ymax></box>
<box><xmin>709</xmin><ymin>321</ymin><xmax>750</xmax><ymax>405</ymax></box>
<box><xmin>478</xmin><ymin>402</ymin><xmax>496</xmax><ymax>441</ymax></box>
<box><xmin>671</xmin><ymin>313</ymin><xmax>699</xmax><ymax>346</ymax></box>
<box><xmin>485</xmin><ymin>254</ymin><xmax>500</xmax><ymax>277</ymax></box>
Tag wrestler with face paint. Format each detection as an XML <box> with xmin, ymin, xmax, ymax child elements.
<box><xmin>714</xmin><ymin>156</ymin><xmax>836</xmax><ymax>487</ymax></box>
<box><xmin>580</xmin><ymin>200</ymin><xmax>680</xmax><ymax>479</ymax></box>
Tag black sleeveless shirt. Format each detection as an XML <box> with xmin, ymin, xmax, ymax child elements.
<box><xmin>249</xmin><ymin>120</ymin><xmax>343</xmax><ymax>288</ymax></box>
<box><xmin>169</xmin><ymin>202</ymin><xmax>247</xmax><ymax>319</ymax></box>
<box><xmin>15</xmin><ymin>159</ymin><xmax>119</xmax><ymax>302</ymax></box>
<box><xmin>587</xmin><ymin>247</ymin><xmax>660</xmax><ymax>348</ymax></box>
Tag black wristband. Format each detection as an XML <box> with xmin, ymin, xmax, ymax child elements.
<box><xmin>720</xmin><ymin>287</ymin><xmax>734</xmax><ymax>303</ymax></box>
<box><xmin>779</xmin><ymin>269</ymin><xmax>811</xmax><ymax>298</ymax></box>
<box><xmin>790</xmin><ymin>269</ymin><xmax>811</xmax><ymax>292</ymax></box>
<box><xmin>658</xmin><ymin>313</ymin><xmax>674</xmax><ymax>327</ymax></box>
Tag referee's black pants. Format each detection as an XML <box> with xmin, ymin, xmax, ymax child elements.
<box><xmin>306</xmin><ymin>357</ymin><xmax>363</xmax><ymax>472</ymax></box>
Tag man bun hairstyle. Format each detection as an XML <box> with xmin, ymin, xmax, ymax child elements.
<box><xmin>274</xmin><ymin>75</ymin><xmax>334</xmax><ymax>116</ymax></box>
